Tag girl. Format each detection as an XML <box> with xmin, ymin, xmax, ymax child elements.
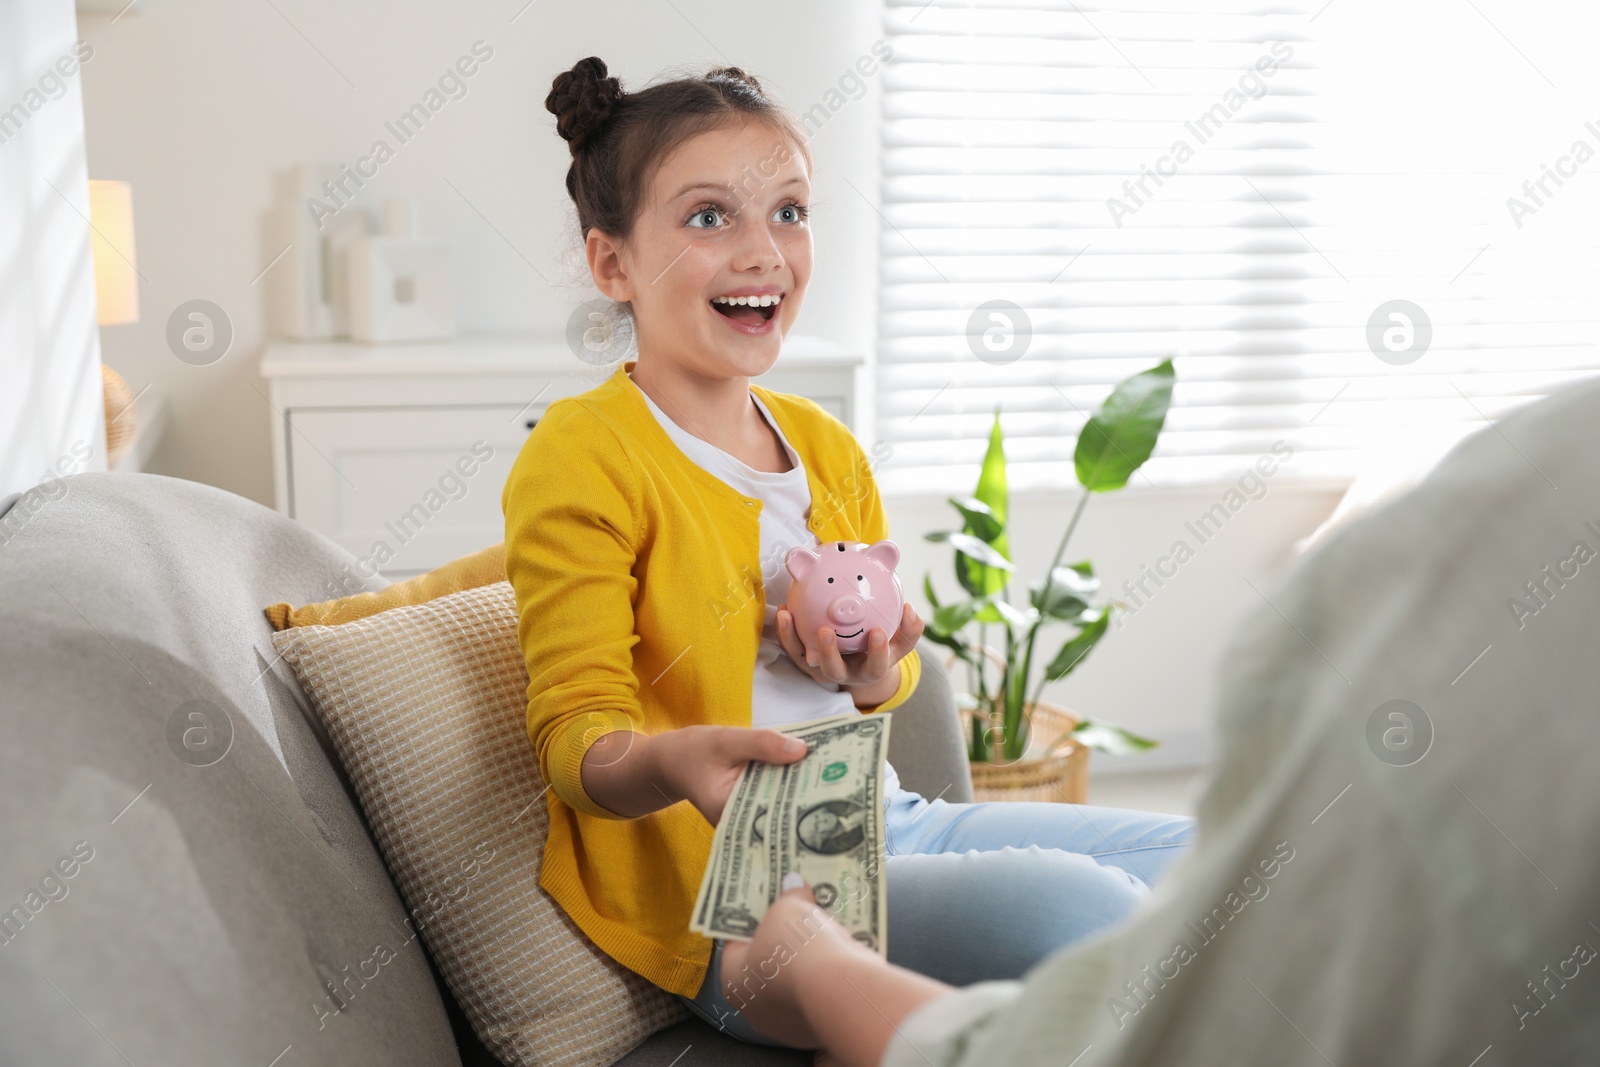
<box><xmin>502</xmin><ymin>55</ymin><xmax>1196</xmax><ymax>1055</ymax></box>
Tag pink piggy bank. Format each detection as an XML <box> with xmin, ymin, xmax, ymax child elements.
<box><xmin>784</xmin><ymin>539</ymin><xmax>904</xmax><ymax>656</ymax></box>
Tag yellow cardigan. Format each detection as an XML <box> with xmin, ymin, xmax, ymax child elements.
<box><xmin>501</xmin><ymin>358</ymin><xmax>921</xmax><ymax>998</ymax></box>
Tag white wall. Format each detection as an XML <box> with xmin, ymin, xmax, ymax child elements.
<box><xmin>891</xmin><ymin>482</ymin><xmax>1343</xmax><ymax>771</ymax></box>
<box><xmin>75</xmin><ymin>0</ymin><xmax>1343</xmax><ymax>764</ymax></box>
<box><xmin>77</xmin><ymin>0</ymin><xmax>888</xmax><ymax>506</ymax></box>
<box><xmin>0</xmin><ymin>0</ymin><xmax>103</xmax><ymax>513</ymax></box>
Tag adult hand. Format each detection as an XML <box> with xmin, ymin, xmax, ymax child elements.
<box><xmin>650</xmin><ymin>724</ymin><xmax>809</xmax><ymax>827</ymax></box>
<box><xmin>718</xmin><ymin>872</ymin><xmax>872</xmax><ymax>1050</ymax></box>
<box><xmin>776</xmin><ymin>601</ymin><xmax>925</xmax><ymax>690</ymax></box>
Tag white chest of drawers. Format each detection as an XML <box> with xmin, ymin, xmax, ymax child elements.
<box><xmin>260</xmin><ymin>333</ymin><xmax>864</xmax><ymax>578</ymax></box>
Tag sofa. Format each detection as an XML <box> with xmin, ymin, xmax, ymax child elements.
<box><xmin>0</xmin><ymin>471</ymin><xmax>974</xmax><ymax>1067</ymax></box>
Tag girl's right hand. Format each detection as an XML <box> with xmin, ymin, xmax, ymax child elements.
<box><xmin>650</xmin><ymin>724</ymin><xmax>810</xmax><ymax>827</ymax></box>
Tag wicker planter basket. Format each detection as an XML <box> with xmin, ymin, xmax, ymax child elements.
<box><xmin>960</xmin><ymin>699</ymin><xmax>1090</xmax><ymax>804</ymax></box>
<box><xmin>947</xmin><ymin>645</ymin><xmax>1089</xmax><ymax>804</ymax></box>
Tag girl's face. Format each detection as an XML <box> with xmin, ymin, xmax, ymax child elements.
<box><xmin>587</xmin><ymin>119</ymin><xmax>812</xmax><ymax>380</ymax></box>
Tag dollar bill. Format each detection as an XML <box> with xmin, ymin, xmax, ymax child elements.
<box><xmin>689</xmin><ymin>711</ymin><xmax>892</xmax><ymax>956</ymax></box>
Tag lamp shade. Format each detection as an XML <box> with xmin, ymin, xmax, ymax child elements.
<box><xmin>87</xmin><ymin>180</ymin><xmax>139</xmax><ymax>326</ymax></box>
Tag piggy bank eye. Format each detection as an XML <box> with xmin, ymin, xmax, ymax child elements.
<box><xmin>857</xmin><ymin>574</ymin><xmax>863</xmax><ymax>580</ymax></box>
<box><xmin>827</xmin><ymin>577</ymin><xmax>834</xmax><ymax>583</ymax></box>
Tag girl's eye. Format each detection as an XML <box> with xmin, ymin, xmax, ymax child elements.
<box><xmin>687</xmin><ymin>206</ymin><xmax>726</xmax><ymax>230</ymax></box>
<box><xmin>688</xmin><ymin>204</ymin><xmax>812</xmax><ymax>231</ymax></box>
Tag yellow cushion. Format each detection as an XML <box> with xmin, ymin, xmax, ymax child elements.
<box><xmin>263</xmin><ymin>542</ymin><xmax>506</xmax><ymax>630</ymax></box>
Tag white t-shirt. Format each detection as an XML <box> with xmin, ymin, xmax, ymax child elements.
<box><xmin>630</xmin><ymin>373</ymin><xmax>901</xmax><ymax>796</ymax></box>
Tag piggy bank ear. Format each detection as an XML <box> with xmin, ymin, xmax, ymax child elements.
<box><xmin>863</xmin><ymin>539</ymin><xmax>900</xmax><ymax>572</ymax></box>
<box><xmin>786</xmin><ymin>545</ymin><xmax>819</xmax><ymax>582</ymax></box>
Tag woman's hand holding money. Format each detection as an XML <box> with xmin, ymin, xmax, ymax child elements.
<box><xmin>719</xmin><ymin>872</ymin><xmax>954</xmax><ymax>1066</ymax></box>
<box><xmin>718</xmin><ymin>872</ymin><xmax>868</xmax><ymax>1048</ymax></box>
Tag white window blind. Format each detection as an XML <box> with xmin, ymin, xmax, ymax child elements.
<box><xmin>875</xmin><ymin>0</ymin><xmax>1600</xmax><ymax>493</ymax></box>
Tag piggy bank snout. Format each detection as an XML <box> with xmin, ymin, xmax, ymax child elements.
<box><xmin>827</xmin><ymin>595</ymin><xmax>866</xmax><ymax>627</ymax></box>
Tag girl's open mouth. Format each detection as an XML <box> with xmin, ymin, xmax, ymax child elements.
<box><xmin>709</xmin><ymin>293</ymin><xmax>781</xmax><ymax>333</ymax></box>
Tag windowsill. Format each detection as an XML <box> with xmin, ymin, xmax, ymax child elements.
<box><xmin>880</xmin><ymin>474</ymin><xmax>1355</xmax><ymax>505</ymax></box>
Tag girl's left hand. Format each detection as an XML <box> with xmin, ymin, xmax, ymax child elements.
<box><xmin>776</xmin><ymin>601</ymin><xmax>925</xmax><ymax>689</ymax></box>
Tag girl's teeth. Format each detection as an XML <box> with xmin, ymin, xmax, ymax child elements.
<box><xmin>712</xmin><ymin>295</ymin><xmax>780</xmax><ymax>307</ymax></box>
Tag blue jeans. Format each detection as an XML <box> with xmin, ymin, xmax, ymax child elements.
<box><xmin>676</xmin><ymin>784</ymin><xmax>1197</xmax><ymax>1047</ymax></box>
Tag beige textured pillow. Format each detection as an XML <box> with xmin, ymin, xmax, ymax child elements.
<box><xmin>269</xmin><ymin>581</ymin><xmax>687</xmax><ymax>1067</ymax></box>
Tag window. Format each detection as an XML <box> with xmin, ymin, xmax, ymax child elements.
<box><xmin>875</xmin><ymin>0</ymin><xmax>1600</xmax><ymax>493</ymax></box>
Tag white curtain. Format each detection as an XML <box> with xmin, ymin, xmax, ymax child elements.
<box><xmin>0</xmin><ymin>0</ymin><xmax>104</xmax><ymax>515</ymax></box>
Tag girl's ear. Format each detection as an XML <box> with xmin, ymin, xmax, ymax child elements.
<box><xmin>585</xmin><ymin>227</ymin><xmax>637</xmax><ymax>303</ymax></box>
<box><xmin>786</xmin><ymin>545</ymin><xmax>818</xmax><ymax>582</ymax></box>
<box><xmin>863</xmin><ymin>539</ymin><xmax>900</xmax><ymax>572</ymax></box>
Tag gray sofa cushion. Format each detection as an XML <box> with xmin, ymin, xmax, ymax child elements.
<box><xmin>884</xmin><ymin>647</ymin><xmax>971</xmax><ymax>805</ymax></box>
<box><xmin>0</xmin><ymin>471</ymin><xmax>972</xmax><ymax>1066</ymax></box>
<box><xmin>0</xmin><ymin>472</ymin><xmax>465</xmax><ymax>1066</ymax></box>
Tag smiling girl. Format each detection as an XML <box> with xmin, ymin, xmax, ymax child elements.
<box><xmin>501</xmin><ymin>56</ymin><xmax>1197</xmax><ymax>1056</ymax></box>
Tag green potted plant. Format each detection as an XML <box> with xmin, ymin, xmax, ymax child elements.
<box><xmin>920</xmin><ymin>359</ymin><xmax>1175</xmax><ymax>802</ymax></box>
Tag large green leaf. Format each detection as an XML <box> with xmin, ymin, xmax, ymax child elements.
<box><xmin>1042</xmin><ymin>607</ymin><xmax>1111</xmax><ymax>681</ymax></box>
<box><xmin>929</xmin><ymin>599</ymin><xmax>980</xmax><ymax>637</ymax></box>
<box><xmin>926</xmin><ymin>530</ymin><xmax>1016</xmax><ymax>572</ymax></box>
<box><xmin>972</xmin><ymin>600</ymin><xmax>1007</xmax><ymax>624</ymax></box>
<box><xmin>957</xmin><ymin>412</ymin><xmax>1012</xmax><ymax>597</ymax></box>
<box><xmin>1063</xmin><ymin>561</ymin><xmax>1099</xmax><ymax>593</ymax></box>
<box><xmin>947</xmin><ymin>496</ymin><xmax>1002</xmax><ymax>542</ymax></box>
<box><xmin>1075</xmin><ymin>360</ymin><xmax>1175</xmax><ymax>492</ymax></box>
<box><xmin>988</xmin><ymin>597</ymin><xmax>1036</xmax><ymax>630</ymax></box>
<box><xmin>1070</xmin><ymin>718</ymin><xmax>1160</xmax><ymax>755</ymax></box>
<box><xmin>920</xmin><ymin>625</ymin><xmax>975</xmax><ymax>664</ymax></box>
<box><xmin>1029</xmin><ymin>563</ymin><xmax>1100</xmax><ymax>620</ymax></box>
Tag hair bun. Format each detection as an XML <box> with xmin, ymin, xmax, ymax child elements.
<box><xmin>707</xmin><ymin>66</ymin><xmax>763</xmax><ymax>94</ymax></box>
<box><xmin>546</xmin><ymin>56</ymin><xmax>625</xmax><ymax>154</ymax></box>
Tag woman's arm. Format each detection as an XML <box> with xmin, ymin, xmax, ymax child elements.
<box><xmin>720</xmin><ymin>883</ymin><xmax>953</xmax><ymax>1062</ymax></box>
<box><xmin>720</xmin><ymin>878</ymin><xmax>956</xmax><ymax>1067</ymax></box>
<box><xmin>793</xmin><ymin>936</ymin><xmax>953</xmax><ymax>1067</ymax></box>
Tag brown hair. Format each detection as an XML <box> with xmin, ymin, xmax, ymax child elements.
<box><xmin>544</xmin><ymin>56</ymin><xmax>813</xmax><ymax>247</ymax></box>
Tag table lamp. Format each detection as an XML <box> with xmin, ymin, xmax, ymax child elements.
<box><xmin>87</xmin><ymin>179</ymin><xmax>139</xmax><ymax>466</ymax></box>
